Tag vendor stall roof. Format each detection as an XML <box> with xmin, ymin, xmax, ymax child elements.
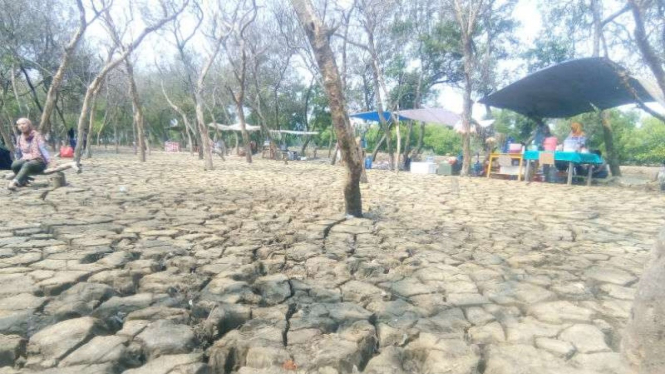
<box><xmin>208</xmin><ymin>123</ymin><xmax>261</xmax><ymax>132</ymax></box>
<box><xmin>479</xmin><ymin>57</ymin><xmax>665</xmax><ymax>118</ymax></box>
<box><xmin>270</xmin><ymin>130</ymin><xmax>319</xmax><ymax>135</ymax></box>
<box><xmin>350</xmin><ymin>108</ymin><xmax>460</xmax><ymax>125</ymax></box>
<box><xmin>398</xmin><ymin>108</ymin><xmax>461</xmax><ymax>126</ymax></box>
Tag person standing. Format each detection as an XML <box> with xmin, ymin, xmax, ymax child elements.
<box><xmin>7</xmin><ymin>118</ymin><xmax>54</xmax><ymax>190</ymax></box>
<box><xmin>67</xmin><ymin>127</ymin><xmax>76</xmax><ymax>149</ymax></box>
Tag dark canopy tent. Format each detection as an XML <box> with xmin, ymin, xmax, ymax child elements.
<box><xmin>479</xmin><ymin>57</ymin><xmax>665</xmax><ymax>118</ymax></box>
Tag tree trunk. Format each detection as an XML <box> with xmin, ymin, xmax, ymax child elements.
<box><xmin>623</xmin><ymin>229</ymin><xmax>665</xmax><ymax>374</ymax></box>
<box><xmin>0</xmin><ymin>117</ymin><xmax>12</xmax><ymax>153</ymax></box>
<box><xmin>369</xmin><ymin>64</ymin><xmax>393</xmax><ymax>169</ymax></box>
<box><xmin>591</xmin><ymin>0</ymin><xmax>621</xmax><ymax>177</ymax></box>
<box><xmin>460</xmin><ymin>37</ymin><xmax>473</xmax><ymax>177</ymax></box>
<box><xmin>74</xmin><ymin>83</ymin><xmax>98</xmax><ymax>163</ymax></box>
<box><xmin>300</xmin><ymin>136</ymin><xmax>311</xmax><ymax>155</ymax></box>
<box><xmin>131</xmin><ymin>114</ymin><xmax>137</xmax><ymax>155</ymax></box>
<box><xmin>0</xmin><ymin>89</ymin><xmax>14</xmax><ymax>153</ymax></box>
<box><xmin>85</xmin><ymin>88</ymin><xmax>99</xmax><ymax>159</ymax></box>
<box><xmin>395</xmin><ymin>117</ymin><xmax>401</xmax><ymax>173</ymax></box>
<box><xmin>195</xmin><ymin>93</ymin><xmax>214</xmax><ymax>170</ymax></box>
<box><xmin>114</xmin><ymin>120</ymin><xmax>119</xmax><ymax>154</ymax></box>
<box><xmin>628</xmin><ymin>0</ymin><xmax>665</xmax><ymax>99</ymax></box>
<box><xmin>328</xmin><ymin>133</ymin><xmax>334</xmax><ymax>158</ymax></box>
<box><xmin>125</xmin><ymin>60</ymin><xmax>146</xmax><ymax>162</ymax></box>
<box><xmin>371</xmin><ymin>133</ymin><xmax>387</xmax><ymax>162</ymax></box>
<box><xmin>403</xmin><ymin>121</ymin><xmax>413</xmax><ymax>168</ymax></box>
<box><xmin>20</xmin><ymin>65</ymin><xmax>44</xmax><ymax>113</ymax></box>
<box><xmin>235</xmin><ymin>99</ymin><xmax>253</xmax><ymax>163</ymax></box>
<box><xmin>10</xmin><ymin>65</ymin><xmax>25</xmax><ymax>115</ymax></box>
<box><xmin>291</xmin><ymin>0</ymin><xmax>363</xmax><ymax>217</ymax></box>
<box><xmin>600</xmin><ymin>110</ymin><xmax>621</xmax><ymax>176</ymax></box>
<box><xmin>413</xmin><ymin>122</ymin><xmax>426</xmax><ymax>157</ymax></box>
<box><xmin>234</xmin><ymin>132</ymin><xmax>239</xmax><ymax>155</ymax></box>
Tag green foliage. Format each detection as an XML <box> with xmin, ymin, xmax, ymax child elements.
<box><xmin>522</xmin><ymin>39</ymin><xmax>574</xmax><ymax>73</ymax></box>
<box><xmin>363</xmin><ymin>122</ymin><xmax>461</xmax><ymax>156</ymax></box>
<box><xmin>422</xmin><ymin>125</ymin><xmax>462</xmax><ymax>155</ymax></box>
<box><xmin>492</xmin><ymin>109</ymin><xmax>539</xmax><ymax>142</ymax></box>
<box><xmin>625</xmin><ymin>117</ymin><xmax>665</xmax><ymax>164</ymax></box>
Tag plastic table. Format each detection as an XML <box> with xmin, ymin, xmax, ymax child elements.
<box><xmin>523</xmin><ymin>151</ymin><xmax>603</xmax><ymax>185</ymax></box>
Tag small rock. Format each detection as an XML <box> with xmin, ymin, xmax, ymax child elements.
<box><xmin>468</xmin><ymin>322</ymin><xmax>505</xmax><ymax>344</ymax></box>
<box><xmin>253</xmin><ymin>274</ymin><xmax>292</xmax><ymax>306</ymax></box>
<box><xmin>534</xmin><ymin>337</ymin><xmax>575</xmax><ymax>358</ymax></box>
<box><xmin>122</xmin><ymin>353</ymin><xmax>206</xmax><ymax>374</ymax></box>
<box><xmin>584</xmin><ymin>267</ymin><xmax>637</xmax><ymax>286</ymax></box>
<box><xmin>528</xmin><ymin>301</ymin><xmax>594</xmax><ymax>324</ymax></box>
<box><xmin>58</xmin><ymin>335</ymin><xmax>128</xmax><ymax>367</ymax></box>
<box><xmin>135</xmin><ymin>320</ymin><xmax>196</xmax><ymax>360</ymax></box>
<box><xmin>559</xmin><ymin>324</ymin><xmax>610</xmax><ymax>353</ymax></box>
<box><xmin>44</xmin><ymin>282</ymin><xmax>114</xmax><ymax>321</ymax></box>
<box><xmin>27</xmin><ymin>317</ymin><xmax>107</xmax><ymax>367</ymax></box>
<box><xmin>0</xmin><ymin>334</ymin><xmax>26</xmax><ymax>367</ymax></box>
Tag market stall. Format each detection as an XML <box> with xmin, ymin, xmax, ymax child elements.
<box><xmin>479</xmin><ymin>57</ymin><xmax>665</xmax><ymax>185</ymax></box>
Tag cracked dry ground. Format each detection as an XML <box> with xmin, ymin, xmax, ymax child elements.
<box><xmin>0</xmin><ymin>153</ymin><xmax>664</xmax><ymax>374</ymax></box>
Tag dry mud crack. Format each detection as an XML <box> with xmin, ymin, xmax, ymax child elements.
<box><xmin>0</xmin><ymin>152</ymin><xmax>663</xmax><ymax>374</ymax></box>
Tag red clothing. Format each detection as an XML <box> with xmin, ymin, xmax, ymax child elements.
<box><xmin>543</xmin><ymin>137</ymin><xmax>558</xmax><ymax>151</ymax></box>
<box><xmin>17</xmin><ymin>130</ymin><xmax>50</xmax><ymax>163</ymax></box>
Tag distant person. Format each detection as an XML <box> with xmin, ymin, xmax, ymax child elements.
<box><xmin>7</xmin><ymin>118</ymin><xmax>54</xmax><ymax>190</ymax></box>
<box><xmin>565</xmin><ymin>122</ymin><xmax>586</xmax><ymax>150</ymax></box>
<box><xmin>0</xmin><ymin>141</ymin><xmax>11</xmax><ymax>170</ymax></box>
<box><xmin>590</xmin><ymin>150</ymin><xmax>609</xmax><ymax>179</ymax></box>
<box><xmin>542</xmin><ymin>126</ymin><xmax>558</xmax><ymax>151</ymax></box>
<box><xmin>527</xmin><ymin>120</ymin><xmax>549</xmax><ymax>150</ymax></box>
<box><xmin>67</xmin><ymin>127</ymin><xmax>76</xmax><ymax>149</ymax></box>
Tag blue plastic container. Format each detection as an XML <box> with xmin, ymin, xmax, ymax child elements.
<box><xmin>364</xmin><ymin>156</ymin><xmax>372</xmax><ymax>169</ymax></box>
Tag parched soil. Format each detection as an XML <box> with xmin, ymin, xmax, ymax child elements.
<box><xmin>0</xmin><ymin>151</ymin><xmax>663</xmax><ymax>374</ymax></box>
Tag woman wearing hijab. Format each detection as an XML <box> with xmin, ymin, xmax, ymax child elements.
<box><xmin>565</xmin><ymin>122</ymin><xmax>587</xmax><ymax>151</ymax></box>
<box><xmin>7</xmin><ymin>118</ymin><xmax>54</xmax><ymax>190</ymax></box>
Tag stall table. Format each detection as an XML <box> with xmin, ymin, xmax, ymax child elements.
<box><xmin>523</xmin><ymin>151</ymin><xmax>603</xmax><ymax>185</ymax></box>
<box><xmin>486</xmin><ymin>153</ymin><xmax>524</xmax><ymax>181</ymax></box>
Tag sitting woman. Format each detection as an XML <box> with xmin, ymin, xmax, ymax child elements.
<box><xmin>565</xmin><ymin>121</ymin><xmax>587</xmax><ymax>150</ymax></box>
<box><xmin>7</xmin><ymin>118</ymin><xmax>55</xmax><ymax>190</ymax></box>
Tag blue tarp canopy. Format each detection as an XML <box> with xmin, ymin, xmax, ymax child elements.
<box><xmin>350</xmin><ymin>111</ymin><xmax>409</xmax><ymax>122</ymax></box>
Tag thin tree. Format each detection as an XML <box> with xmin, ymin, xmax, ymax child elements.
<box><xmin>290</xmin><ymin>0</ymin><xmax>364</xmax><ymax>217</ymax></box>
<box><xmin>452</xmin><ymin>0</ymin><xmax>484</xmax><ymax>176</ymax></box>
<box><xmin>38</xmin><ymin>0</ymin><xmax>109</xmax><ymax>136</ymax></box>
<box><xmin>224</xmin><ymin>0</ymin><xmax>259</xmax><ymax>164</ymax></box>
<box><xmin>627</xmin><ymin>0</ymin><xmax>665</xmax><ymax>112</ymax></box>
<box><xmin>73</xmin><ymin>1</ymin><xmax>188</xmax><ymax>163</ymax></box>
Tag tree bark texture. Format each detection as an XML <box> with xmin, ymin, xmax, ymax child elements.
<box><xmin>85</xmin><ymin>88</ymin><xmax>99</xmax><ymax>159</ymax></box>
<box><xmin>591</xmin><ymin>0</ymin><xmax>621</xmax><ymax>176</ymax></box>
<box><xmin>600</xmin><ymin>110</ymin><xmax>621</xmax><ymax>176</ymax></box>
<box><xmin>125</xmin><ymin>60</ymin><xmax>147</xmax><ymax>162</ymax></box>
<box><xmin>623</xmin><ymin>229</ymin><xmax>665</xmax><ymax>374</ymax></box>
<box><xmin>290</xmin><ymin>0</ymin><xmax>363</xmax><ymax>217</ymax></box>
<box><xmin>628</xmin><ymin>0</ymin><xmax>665</xmax><ymax>99</ymax></box>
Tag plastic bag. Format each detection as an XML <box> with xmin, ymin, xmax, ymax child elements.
<box><xmin>60</xmin><ymin>146</ymin><xmax>74</xmax><ymax>158</ymax></box>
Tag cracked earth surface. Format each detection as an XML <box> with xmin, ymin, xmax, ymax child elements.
<box><xmin>0</xmin><ymin>151</ymin><xmax>664</xmax><ymax>374</ymax></box>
